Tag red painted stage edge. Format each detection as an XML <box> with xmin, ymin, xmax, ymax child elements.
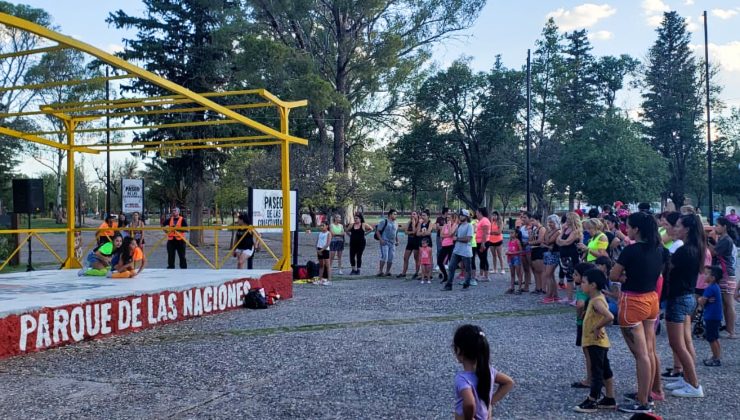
<box><xmin>0</xmin><ymin>271</ymin><xmax>292</xmax><ymax>359</ymax></box>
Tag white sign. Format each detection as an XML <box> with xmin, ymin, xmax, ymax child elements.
<box><xmin>250</xmin><ymin>189</ymin><xmax>297</xmax><ymax>232</ymax></box>
<box><xmin>121</xmin><ymin>179</ymin><xmax>144</xmax><ymax>214</ymax></box>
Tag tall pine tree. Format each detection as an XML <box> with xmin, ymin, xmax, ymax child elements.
<box><xmin>108</xmin><ymin>0</ymin><xmax>242</xmax><ymax>244</ymax></box>
<box><xmin>642</xmin><ymin>11</ymin><xmax>703</xmax><ymax>206</ymax></box>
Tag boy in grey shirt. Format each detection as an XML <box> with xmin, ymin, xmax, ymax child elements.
<box><xmin>443</xmin><ymin>209</ymin><xmax>474</xmax><ymax>290</ymax></box>
<box><xmin>377</xmin><ymin>209</ymin><xmax>399</xmax><ymax>276</ymax></box>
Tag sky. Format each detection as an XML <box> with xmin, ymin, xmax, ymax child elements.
<box><xmin>9</xmin><ymin>0</ymin><xmax>740</xmax><ymax>177</ymax></box>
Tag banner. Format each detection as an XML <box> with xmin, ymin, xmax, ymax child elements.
<box><xmin>249</xmin><ymin>189</ymin><xmax>297</xmax><ymax>233</ymax></box>
<box><xmin>121</xmin><ymin>179</ymin><xmax>144</xmax><ymax>214</ymax></box>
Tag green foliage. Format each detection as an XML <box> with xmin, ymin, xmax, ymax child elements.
<box><xmin>713</xmin><ymin>108</ymin><xmax>740</xmax><ymax>202</ymax></box>
<box><xmin>642</xmin><ymin>11</ymin><xmax>704</xmax><ymax>206</ymax></box>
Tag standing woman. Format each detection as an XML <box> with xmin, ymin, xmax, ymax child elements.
<box><xmin>710</xmin><ymin>217</ymin><xmax>737</xmax><ymax>338</ymax></box>
<box><xmin>610</xmin><ymin>212</ymin><xmax>666</xmax><ymax>414</ymax></box>
<box><xmin>329</xmin><ymin>215</ymin><xmax>346</xmax><ymax>275</ymax></box>
<box><xmin>347</xmin><ymin>213</ymin><xmax>373</xmax><ymax>275</ymax></box>
<box><xmin>558</xmin><ymin>212</ymin><xmax>583</xmax><ymax>304</ymax></box>
<box><xmin>519</xmin><ymin>212</ymin><xmax>533</xmax><ymax>293</ymax></box>
<box><xmin>542</xmin><ymin>214</ymin><xmax>561</xmax><ymax>303</ymax></box>
<box><xmin>398</xmin><ymin>211</ymin><xmax>421</xmax><ymax>278</ymax></box>
<box><xmin>488</xmin><ymin>211</ymin><xmax>505</xmax><ymax>274</ymax></box>
<box><xmin>234</xmin><ymin>213</ymin><xmax>259</xmax><ymax>269</ymax></box>
<box><xmin>438</xmin><ymin>213</ymin><xmax>458</xmax><ymax>284</ymax></box>
<box><xmin>604</xmin><ymin>214</ymin><xmax>627</xmax><ymax>261</ymax></box>
<box><xmin>528</xmin><ymin>214</ymin><xmax>547</xmax><ymax>294</ymax></box>
<box><xmin>663</xmin><ymin>214</ymin><xmax>704</xmax><ymax>397</ymax></box>
<box><xmin>118</xmin><ymin>212</ymin><xmax>130</xmax><ymax>238</ymax></box>
<box><xmin>130</xmin><ymin>211</ymin><xmax>146</xmax><ymax>251</ymax></box>
<box><xmin>475</xmin><ymin>207</ymin><xmax>491</xmax><ymax>281</ymax></box>
<box><xmin>577</xmin><ymin>219</ymin><xmax>609</xmax><ymax>263</ymax></box>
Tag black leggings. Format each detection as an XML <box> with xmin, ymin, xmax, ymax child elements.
<box><xmin>349</xmin><ymin>240</ymin><xmax>366</xmax><ymax>268</ymax></box>
<box><xmin>477</xmin><ymin>243</ymin><xmax>489</xmax><ymax>271</ymax></box>
<box><xmin>437</xmin><ymin>245</ymin><xmax>454</xmax><ymax>281</ymax></box>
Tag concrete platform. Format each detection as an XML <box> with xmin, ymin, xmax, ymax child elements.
<box><xmin>0</xmin><ymin>269</ymin><xmax>292</xmax><ymax>359</ymax></box>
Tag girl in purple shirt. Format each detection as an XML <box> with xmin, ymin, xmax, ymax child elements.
<box><xmin>453</xmin><ymin>325</ymin><xmax>514</xmax><ymax>419</ymax></box>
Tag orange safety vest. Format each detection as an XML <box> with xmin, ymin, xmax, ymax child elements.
<box><xmin>167</xmin><ymin>216</ymin><xmax>185</xmax><ymax>240</ymax></box>
<box><xmin>98</xmin><ymin>221</ymin><xmax>118</xmax><ymax>238</ymax></box>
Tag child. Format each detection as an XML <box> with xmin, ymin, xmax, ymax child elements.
<box><xmin>419</xmin><ymin>238</ymin><xmax>433</xmax><ymax>284</ymax></box>
<box><xmin>699</xmin><ymin>266</ymin><xmax>724</xmax><ymax>366</ymax></box>
<box><xmin>108</xmin><ymin>237</ymin><xmax>146</xmax><ymax>279</ymax></box>
<box><xmin>310</xmin><ymin>222</ymin><xmax>332</xmax><ymax>285</ymax></box>
<box><xmin>595</xmin><ymin>256</ymin><xmax>619</xmax><ymax>322</ymax></box>
<box><xmin>571</xmin><ymin>262</ymin><xmax>595</xmax><ymax>390</ymax></box>
<box><xmin>506</xmin><ymin>230</ymin><xmax>524</xmax><ymax>294</ymax></box>
<box><xmin>574</xmin><ymin>269</ymin><xmax>616</xmax><ymax>413</ymax></box>
<box><xmin>453</xmin><ymin>324</ymin><xmax>514</xmax><ymax>420</ymax></box>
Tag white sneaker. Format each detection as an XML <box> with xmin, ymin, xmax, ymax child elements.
<box><xmin>489</xmin><ymin>269</ymin><xmax>494</xmax><ymax>274</ymax></box>
<box><xmin>500</xmin><ymin>269</ymin><xmax>505</xmax><ymax>274</ymax></box>
<box><xmin>337</xmin><ymin>269</ymin><xmax>343</xmax><ymax>275</ymax></box>
<box><xmin>665</xmin><ymin>378</ymin><xmax>687</xmax><ymax>391</ymax></box>
<box><xmin>671</xmin><ymin>383</ymin><xmax>704</xmax><ymax>398</ymax></box>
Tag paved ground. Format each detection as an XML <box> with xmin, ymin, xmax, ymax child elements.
<box><xmin>0</xmin><ymin>270</ymin><xmax>738</xmax><ymax>419</ymax></box>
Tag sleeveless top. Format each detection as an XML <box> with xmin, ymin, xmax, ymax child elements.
<box><xmin>330</xmin><ymin>223</ymin><xmax>344</xmax><ymax>238</ymax></box>
<box><xmin>586</xmin><ymin>232</ymin><xmax>608</xmax><ymax>262</ymax></box>
<box><xmin>519</xmin><ymin>225</ymin><xmax>530</xmax><ymax>245</ymax></box>
<box><xmin>442</xmin><ymin>223</ymin><xmax>457</xmax><ymax>247</ymax></box>
<box><xmin>349</xmin><ymin>223</ymin><xmax>366</xmax><ymax>242</ymax></box>
<box><xmin>560</xmin><ymin>227</ymin><xmax>578</xmax><ymax>255</ymax></box>
<box><xmin>582</xmin><ymin>294</ymin><xmax>611</xmax><ymax>348</ymax></box>
<box><xmin>317</xmin><ymin>231</ymin><xmax>330</xmax><ymax>249</ymax></box>
<box><xmin>488</xmin><ymin>220</ymin><xmax>503</xmax><ymax>243</ymax></box>
<box><xmin>545</xmin><ymin>229</ymin><xmax>560</xmax><ymax>253</ymax></box>
<box><xmin>418</xmin><ymin>221</ymin><xmax>431</xmax><ymax>241</ymax></box>
<box><xmin>530</xmin><ymin>225</ymin><xmax>546</xmax><ymax>249</ymax></box>
<box><xmin>407</xmin><ymin>220</ymin><xmax>418</xmax><ymax>236</ymax></box>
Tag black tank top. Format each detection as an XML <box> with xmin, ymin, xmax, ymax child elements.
<box><xmin>560</xmin><ymin>228</ymin><xmax>577</xmax><ymax>253</ymax></box>
<box><xmin>349</xmin><ymin>224</ymin><xmax>366</xmax><ymax>242</ymax></box>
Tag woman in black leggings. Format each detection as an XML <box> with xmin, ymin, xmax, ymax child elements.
<box><xmin>347</xmin><ymin>214</ymin><xmax>372</xmax><ymax>275</ymax></box>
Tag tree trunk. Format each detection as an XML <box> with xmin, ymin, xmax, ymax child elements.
<box><xmin>332</xmin><ymin>110</ymin><xmax>346</xmax><ymax>173</ymax></box>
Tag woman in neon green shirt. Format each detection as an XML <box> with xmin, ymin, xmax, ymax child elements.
<box><xmin>577</xmin><ymin>218</ymin><xmax>609</xmax><ymax>262</ymax></box>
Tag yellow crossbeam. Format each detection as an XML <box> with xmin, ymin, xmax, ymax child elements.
<box><xmin>97</xmin><ymin>141</ymin><xmax>282</xmax><ymax>154</ymax></box>
<box><xmin>47</xmin><ymin>89</ymin><xmax>264</xmax><ymax>109</ymax></box>
<box><xmin>80</xmin><ymin>135</ymin><xmax>274</xmax><ymax>150</ymax></box>
<box><xmin>30</xmin><ymin>118</ymin><xmax>239</xmax><ymax>135</ymax></box>
<box><xmin>0</xmin><ymin>73</ymin><xmax>133</xmax><ymax>93</ymax></box>
<box><xmin>0</xmin><ymin>44</ymin><xmax>64</xmax><ymax>59</ymax></box>
<box><xmin>0</xmin><ymin>126</ymin><xmax>69</xmax><ymax>150</ymax></box>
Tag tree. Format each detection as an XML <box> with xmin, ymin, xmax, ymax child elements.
<box><xmin>713</xmin><ymin>107</ymin><xmax>740</xmax><ymax>203</ymax></box>
<box><xmin>0</xmin><ymin>2</ymin><xmax>52</xmax><ymax>208</ymax></box>
<box><xmin>642</xmin><ymin>11</ymin><xmax>704</xmax><ymax>206</ymax></box>
<box><xmin>557</xmin><ymin>112</ymin><xmax>667</xmax><ymax>205</ymax></box>
<box><xmin>417</xmin><ymin>58</ymin><xmax>524</xmax><ymax>208</ymax></box>
<box><xmin>594</xmin><ymin>54</ymin><xmax>639</xmax><ymax>110</ymax></box>
<box><xmin>23</xmin><ymin>49</ymin><xmax>104</xmax><ymax>223</ymax></box>
<box><xmin>389</xmin><ymin>119</ymin><xmax>445</xmax><ymax>209</ymax></box>
<box><xmin>246</xmin><ymin>0</ymin><xmax>486</xmax><ymax>174</ymax></box>
<box><xmin>108</xmin><ymin>0</ymin><xmax>242</xmax><ymax>245</ymax></box>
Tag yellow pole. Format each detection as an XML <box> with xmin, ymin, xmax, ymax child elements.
<box><xmin>279</xmin><ymin>106</ymin><xmax>291</xmax><ymax>271</ymax></box>
<box><xmin>64</xmin><ymin>120</ymin><xmax>81</xmax><ymax>268</ymax></box>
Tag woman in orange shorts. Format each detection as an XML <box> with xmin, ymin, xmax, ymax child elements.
<box><xmin>109</xmin><ymin>237</ymin><xmax>147</xmax><ymax>279</ymax></box>
<box><xmin>610</xmin><ymin>212</ymin><xmax>668</xmax><ymax>414</ymax></box>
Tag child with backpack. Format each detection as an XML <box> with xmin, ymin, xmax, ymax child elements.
<box><xmin>452</xmin><ymin>324</ymin><xmax>514</xmax><ymax>420</ymax></box>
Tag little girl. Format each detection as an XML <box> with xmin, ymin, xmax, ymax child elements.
<box><xmin>506</xmin><ymin>230</ymin><xmax>524</xmax><ymax>294</ymax></box>
<box><xmin>419</xmin><ymin>238</ymin><xmax>433</xmax><ymax>284</ymax></box>
<box><xmin>453</xmin><ymin>324</ymin><xmax>514</xmax><ymax>420</ymax></box>
<box><xmin>310</xmin><ymin>222</ymin><xmax>332</xmax><ymax>285</ymax></box>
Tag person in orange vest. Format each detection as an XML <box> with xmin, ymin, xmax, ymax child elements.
<box><xmin>97</xmin><ymin>214</ymin><xmax>118</xmax><ymax>245</ymax></box>
<box><xmin>162</xmin><ymin>207</ymin><xmax>188</xmax><ymax>269</ymax></box>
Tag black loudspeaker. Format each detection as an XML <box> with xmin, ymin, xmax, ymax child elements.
<box><xmin>13</xmin><ymin>179</ymin><xmax>44</xmax><ymax>214</ymax></box>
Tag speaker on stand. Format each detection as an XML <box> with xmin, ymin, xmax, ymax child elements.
<box><xmin>13</xmin><ymin>179</ymin><xmax>44</xmax><ymax>272</ymax></box>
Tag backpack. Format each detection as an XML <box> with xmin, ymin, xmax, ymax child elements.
<box><xmin>306</xmin><ymin>260</ymin><xmax>320</xmax><ymax>278</ymax></box>
<box><xmin>244</xmin><ymin>289</ymin><xmax>268</xmax><ymax>309</ymax></box>
<box><xmin>374</xmin><ymin>219</ymin><xmax>388</xmax><ymax>241</ymax></box>
<box><xmin>293</xmin><ymin>264</ymin><xmax>309</xmax><ymax>280</ymax></box>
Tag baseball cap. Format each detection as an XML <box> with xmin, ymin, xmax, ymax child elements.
<box><xmin>459</xmin><ymin>209</ymin><xmax>470</xmax><ymax>217</ymax></box>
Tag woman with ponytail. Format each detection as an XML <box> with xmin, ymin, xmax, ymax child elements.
<box><xmin>710</xmin><ymin>217</ymin><xmax>738</xmax><ymax>338</ymax></box>
<box><xmin>452</xmin><ymin>324</ymin><xmax>514</xmax><ymax>419</ymax></box>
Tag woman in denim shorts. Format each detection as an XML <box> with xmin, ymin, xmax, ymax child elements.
<box><xmin>663</xmin><ymin>214</ymin><xmax>704</xmax><ymax>398</ymax></box>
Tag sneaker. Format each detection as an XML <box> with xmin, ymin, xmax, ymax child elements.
<box><xmin>396</xmin><ymin>274</ymin><xmax>406</xmax><ymax>278</ymax></box>
<box><xmin>671</xmin><ymin>383</ymin><xmax>704</xmax><ymax>398</ymax></box>
<box><xmin>441</xmin><ymin>285</ymin><xmax>452</xmax><ymax>291</ymax></box>
<box><xmin>703</xmin><ymin>358</ymin><xmax>721</xmax><ymax>367</ymax></box>
<box><xmin>469</xmin><ymin>280</ymin><xmax>478</xmax><ymax>286</ymax></box>
<box><xmin>322</xmin><ymin>280</ymin><xmax>332</xmax><ymax>286</ymax></box>
<box><xmin>337</xmin><ymin>270</ymin><xmax>343</xmax><ymax>275</ymax></box>
<box><xmin>622</xmin><ymin>393</ymin><xmax>655</xmax><ymax>407</ymax></box>
<box><xmin>541</xmin><ymin>297</ymin><xmax>555</xmax><ymax>304</ymax></box>
<box><xmin>78</xmin><ymin>268</ymin><xmax>86</xmax><ymax>277</ymax></box>
<box><xmin>664</xmin><ymin>378</ymin><xmax>687</xmax><ymax>391</ymax></box>
<box><xmin>618</xmin><ymin>403</ymin><xmax>653</xmax><ymax>414</ymax></box>
<box><xmin>596</xmin><ymin>397</ymin><xmax>617</xmax><ymax>409</ymax></box>
<box><xmin>661</xmin><ymin>369</ymin><xmax>684</xmax><ymax>381</ymax></box>
<box><xmin>500</xmin><ymin>269</ymin><xmax>505</xmax><ymax>274</ymax></box>
<box><xmin>376</xmin><ymin>272</ymin><xmax>384</xmax><ymax>277</ymax></box>
<box><xmin>573</xmin><ymin>398</ymin><xmax>598</xmax><ymax>413</ymax></box>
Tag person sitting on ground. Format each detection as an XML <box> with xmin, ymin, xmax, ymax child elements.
<box><xmin>79</xmin><ymin>234</ymin><xmax>123</xmax><ymax>276</ymax></box>
<box><xmin>699</xmin><ymin>265</ymin><xmax>724</xmax><ymax>367</ymax></box>
<box><xmin>573</xmin><ymin>269</ymin><xmax>617</xmax><ymax>413</ymax></box>
<box><xmin>108</xmin><ymin>237</ymin><xmax>146</xmax><ymax>279</ymax></box>
<box><xmin>452</xmin><ymin>324</ymin><xmax>514</xmax><ymax>420</ymax></box>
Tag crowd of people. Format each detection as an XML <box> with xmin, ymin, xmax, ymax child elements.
<box><xmin>311</xmin><ymin>203</ymin><xmax>739</xmax><ymax>417</ymax></box>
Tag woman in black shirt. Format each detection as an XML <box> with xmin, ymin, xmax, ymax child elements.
<box><xmin>662</xmin><ymin>214</ymin><xmax>704</xmax><ymax>397</ymax></box>
<box><xmin>609</xmin><ymin>212</ymin><xmax>665</xmax><ymax>412</ymax></box>
<box><xmin>234</xmin><ymin>213</ymin><xmax>259</xmax><ymax>269</ymax></box>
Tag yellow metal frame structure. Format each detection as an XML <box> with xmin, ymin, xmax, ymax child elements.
<box><xmin>0</xmin><ymin>13</ymin><xmax>307</xmax><ymax>271</ymax></box>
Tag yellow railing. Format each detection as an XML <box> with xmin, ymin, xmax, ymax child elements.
<box><xmin>0</xmin><ymin>225</ymin><xmax>281</xmax><ymax>272</ymax></box>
